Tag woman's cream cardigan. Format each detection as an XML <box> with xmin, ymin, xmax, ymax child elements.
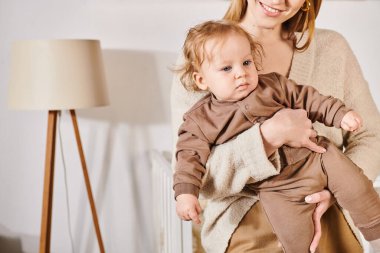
<box><xmin>171</xmin><ymin>29</ymin><xmax>380</xmax><ymax>253</ymax></box>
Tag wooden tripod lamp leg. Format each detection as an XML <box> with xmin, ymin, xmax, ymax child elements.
<box><xmin>70</xmin><ymin>110</ymin><xmax>105</xmax><ymax>253</ymax></box>
<box><xmin>40</xmin><ymin>110</ymin><xmax>58</xmax><ymax>253</ymax></box>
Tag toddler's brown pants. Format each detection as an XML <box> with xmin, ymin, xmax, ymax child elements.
<box><xmin>250</xmin><ymin>136</ymin><xmax>380</xmax><ymax>253</ymax></box>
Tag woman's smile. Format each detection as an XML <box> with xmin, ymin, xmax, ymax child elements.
<box><xmin>259</xmin><ymin>1</ymin><xmax>285</xmax><ymax>17</ymax></box>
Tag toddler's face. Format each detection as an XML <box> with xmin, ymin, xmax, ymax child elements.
<box><xmin>193</xmin><ymin>33</ymin><xmax>259</xmax><ymax>101</ymax></box>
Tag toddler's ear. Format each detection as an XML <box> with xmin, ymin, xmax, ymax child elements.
<box><xmin>193</xmin><ymin>72</ymin><xmax>208</xmax><ymax>91</ymax></box>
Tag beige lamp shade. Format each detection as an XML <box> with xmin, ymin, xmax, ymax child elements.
<box><xmin>8</xmin><ymin>39</ymin><xmax>109</xmax><ymax>110</ymax></box>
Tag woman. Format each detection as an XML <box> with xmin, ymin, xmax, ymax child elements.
<box><xmin>171</xmin><ymin>0</ymin><xmax>380</xmax><ymax>252</ymax></box>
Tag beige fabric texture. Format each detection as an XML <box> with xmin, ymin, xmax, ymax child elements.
<box><xmin>171</xmin><ymin>29</ymin><xmax>380</xmax><ymax>253</ymax></box>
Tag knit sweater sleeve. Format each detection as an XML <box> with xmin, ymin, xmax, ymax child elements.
<box><xmin>171</xmin><ymin>55</ymin><xmax>280</xmax><ymax>199</ymax></box>
<box><xmin>336</xmin><ymin>34</ymin><xmax>380</xmax><ymax>181</ymax></box>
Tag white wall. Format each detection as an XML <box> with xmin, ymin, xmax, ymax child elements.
<box><xmin>0</xmin><ymin>1</ymin><xmax>378</xmax><ymax>253</ymax></box>
<box><xmin>316</xmin><ymin>1</ymin><xmax>380</xmax><ymax>109</ymax></box>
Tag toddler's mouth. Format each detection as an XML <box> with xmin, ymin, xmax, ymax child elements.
<box><xmin>236</xmin><ymin>82</ymin><xmax>249</xmax><ymax>90</ymax></box>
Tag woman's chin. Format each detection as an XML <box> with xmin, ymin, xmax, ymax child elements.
<box><xmin>255</xmin><ymin>20</ymin><xmax>280</xmax><ymax>30</ymax></box>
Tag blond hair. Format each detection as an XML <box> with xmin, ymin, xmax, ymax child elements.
<box><xmin>223</xmin><ymin>0</ymin><xmax>322</xmax><ymax>51</ymax></box>
<box><xmin>176</xmin><ymin>20</ymin><xmax>262</xmax><ymax>91</ymax></box>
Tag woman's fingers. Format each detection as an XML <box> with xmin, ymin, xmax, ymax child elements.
<box><xmin>310</xmin><ymin>207</ymin><xmax>322</xmax><ymax>253</ymax></box>
<box><xmin>303</xmin><ymin>140</ymin><xmax>326</xmax><ymax>154</ymax></box>
<box><xmin>305</xmin><ymin>190</ymin><xmax>335</xmax><ymax>252</ymax></box>
<box><xmin>303</xmin><ymin>129</ymin><xmax>326</xmax><ymax>153</ymax></box>
<box><xmin>305</xmin><ymin>190</ymin><xmax>331</xmax><ymax>204</ymax></box>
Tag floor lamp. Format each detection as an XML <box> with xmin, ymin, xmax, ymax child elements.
<box><xmin>8</xmin><ymin>40</ymin><xmax>109</xmax><ymax>253</ymax></box>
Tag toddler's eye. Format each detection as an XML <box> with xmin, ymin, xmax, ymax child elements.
<box><xmin>221</xmin><ymin>66</ymin><xmax>232</xmax><ymax>72</ymax></box>
<box><xmin>243</xmin><ymin>60</ymin><xmax>252</xmax><ymax>66</ymax></box>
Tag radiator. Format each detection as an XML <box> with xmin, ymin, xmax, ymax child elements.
<box><xmin>151</xmin><ymin>150</ymin><xmax>192</xmax><ymax>253</ymax></box>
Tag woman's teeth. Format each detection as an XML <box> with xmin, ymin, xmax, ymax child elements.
<box><xmin>261</xmin><ymin>3</ymin><xmax>280</xmax><ymax>13</ymax></box>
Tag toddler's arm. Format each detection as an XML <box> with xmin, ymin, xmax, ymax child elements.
<box><xmin>174</xmin><ymin>116</ymin><xmax>211</xmax><ymax>199</ymax></box>
<box><xmin>276</xmin><ymin>73</ymin><xmax>351</xmax><ymax>128</ymax></box>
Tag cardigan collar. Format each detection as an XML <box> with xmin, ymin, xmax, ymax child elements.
<box><xmin>288</xmin><ymin>31</ymin><xmax>316</xmax><ymax>84</ymax></box>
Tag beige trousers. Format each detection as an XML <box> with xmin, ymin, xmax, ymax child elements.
<box><xmin>226</xmin><ymin>202</ymin><xmax>363</xmax><ymax>253</ymax></box>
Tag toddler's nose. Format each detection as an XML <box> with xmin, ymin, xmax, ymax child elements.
<box><xmin>234</xmin><ymin>68</ymin><xmax>246</xmax><ymax>79</ymax></box>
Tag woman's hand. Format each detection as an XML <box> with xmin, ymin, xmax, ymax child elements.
<box><xmin>305</xmin><ymin>190</ymin><xmax>336</xmax><ymax>253</ymax></box>
<box><xmin>260</xmin><ymin>109</ymin><xmax>327</xmax><ymax>156</ymax></box>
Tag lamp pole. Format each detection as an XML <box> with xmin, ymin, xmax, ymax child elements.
<box><xmin>39</xmin><ymin>110</ymin><xmax>105</xmax><ymax>253</ymax></box>
<box><xmin>70</xmin><ymin>110</ymin><xmax>105</xmax><ymax>253</ymax></box>
<box><xmin>40</xmin><ymin>111</ymin><xmax>58</xmax><ymax>253</ymax></box>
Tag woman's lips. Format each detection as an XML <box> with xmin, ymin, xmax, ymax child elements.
<box><xmin>259</xmin><ymin>1</ymin><xmax>283</xmax><ymax>17</ymax></box>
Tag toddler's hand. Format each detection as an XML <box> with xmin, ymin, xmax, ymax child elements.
<box><xmin>176</xmin><ymin>194</ymin><xmax>202</xmax><ymax>224</ymax></box>
<box><xmin>341</xmin><ymin>111</ymin><xmax>362</xmax><ymax>132</ymax></box>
